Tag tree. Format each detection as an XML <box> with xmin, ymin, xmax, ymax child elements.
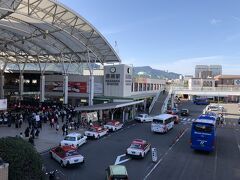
<box><xmin>0</xmin><ymin>137</ymin><xmax>43</xmax><ymax>180</ymax></box>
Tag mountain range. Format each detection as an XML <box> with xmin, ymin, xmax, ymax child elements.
<box><xmin>133</xmin><ymin>66</ymin><xmax>180</xmax><ymax>80</ymax></box>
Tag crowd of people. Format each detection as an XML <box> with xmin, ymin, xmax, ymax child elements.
<box><xmin>2</xmin><ymin>104</ymin><xmax>87</xmax><ymax>146</ymax></box>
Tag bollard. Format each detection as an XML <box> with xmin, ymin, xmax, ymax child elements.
<box><xmin>151</xmin><ymin>148</ymin><xmax>158</xmax><ymax>162</ymax></box>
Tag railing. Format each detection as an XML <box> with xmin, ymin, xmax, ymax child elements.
<box><xmin>148</xmin><ymin>89</ymin><xmax>162</xmax><ymax>114</ymax></box>
<box><xmin>172</xmin><ymin>86</ymin><xmax>240</xmax><ymax>92</ymax></box>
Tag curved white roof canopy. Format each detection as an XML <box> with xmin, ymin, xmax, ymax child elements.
<box><xmin>0</xmin><ymin>0</ymin><xmax>120</xmax><ymax>72</ymax></box>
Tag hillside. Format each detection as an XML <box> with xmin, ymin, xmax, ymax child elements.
<box><xmin>133</xmin><ymin>66</ymin><xmax>180</xmax><ymax>79</ymax></box>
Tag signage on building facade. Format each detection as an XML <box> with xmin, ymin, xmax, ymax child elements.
<box><xmin>0</xmin><ymin>99</ymin><xmax>7</xmax><ymax>110</ymax></box>
<box><xmin>234</xmin><ymin>79</ymin><xmax>240</xmax><ymax>85</ymax></box>
<box><xmin>45</xmin><ymin>81</ymin><xmax>87</xmax><ymax>93</ymax></box>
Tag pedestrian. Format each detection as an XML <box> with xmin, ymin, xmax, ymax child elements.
<box><xmin>35</xmin><ymin>129</ymin><xmax>40</xmax><ymax>138</ymax></box>
<box><xmin>56</xmin><ymin>123</ymin><xmax>59</xmax><ymax>134</ymax></box>
<box><xmin>50</xmin><ymin>117</ymin><xmax>54</xmax><ymax>128</ymax></box>
<box><xmin>31</xmin><ymin>128</ymin><xmax>35</xmax><ymax>139</ymax></box>
<box><xmin>62</xmin><ymin>124</ymin><xmax>66</xmax><ymax>136</ymax></box>
<box><xmin>24</xmin><ymin>127</ymin><xmax>30</xmax><ymax>137</ymax></box>
<box><xmin>28</xmin><ymin>135</ymin><xmax>34</xmax><ymax>146</ymax></box>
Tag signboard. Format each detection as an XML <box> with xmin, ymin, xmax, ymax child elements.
<box><xmin>0</xmin><ymin>99</ymin><xmax>7</xmax><ymax>110</ymax></box>
<box><xmin>45</xmin><ymin>81</ymin><xmax>87</xmax><ymax>93</ymax></box>
<box><xmin>81</xmin><ymin>112</ymin><xmax>98</xmax><ymax>122</ymax></box>
<box><xmin>94</xmin><ymin>83</ymin><xmax>103</xmax><ymax>94</ymax></box>
<box><xmin>234</xmin><ymin>79</ymin><xmax>240</xmax><ymax>86</ymax></box>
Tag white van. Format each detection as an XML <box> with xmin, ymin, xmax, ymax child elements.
<box><xmin>151</xmin><ymin>114</ymin><xmax>174</xmax><ymax>133</ymax></box>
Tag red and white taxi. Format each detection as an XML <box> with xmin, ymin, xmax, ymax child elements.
<box><xmin>126</xmin><ymin>139</ymin><xmax>151</xmax><ymax>158</ymax></box>
<box><xmin>50</xmin><ymin>146</ymin><xmax>84</xmax><ymax>167</ymax></box>
<box><xmin>84</xmin><ymin>125</ymin><xmax>108</xmax><ymax>139</ymax></box>
<box><xmin>103</xmin><ymin>120</ymin><xmax>123</xmax><ymax>131</ymax></box>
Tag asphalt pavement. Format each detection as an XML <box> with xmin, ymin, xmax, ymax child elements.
<box><xmin>42</xmin><ymin>101</ymin><xmax>240</xmax><ymax>180</ymax></box>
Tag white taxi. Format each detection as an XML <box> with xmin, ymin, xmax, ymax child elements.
<box><xmin>50</xmin><ymin>146</ymin><xmax>84</xmax><ymax>167</ymax></box>
<box><xmin>126</xmin><ymin>139</ymin><xmax>151</xmax><ymax>158</ymax></box>
<box><xmin>104</xmin><ymin>120</ymin><xmax>123</xmax><ymax>132</ymax></box>
<box><xmin>60</xmin><ymin>133</ymin><xmax>87</xmax><ymax>148</ymax></box>
<box><xmin>84</xmin><ymin>125</ymin><xmax>108</xmax><ymax>139</ymax></box>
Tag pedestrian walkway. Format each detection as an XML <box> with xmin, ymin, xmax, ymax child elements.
<box><xmin>0</xmin><ymin>121</ymin><xmax>85</xmax><ymax>153</ymax></box>
<box><xmin>150</xmin><ymin>92</ymin><xmax>168</xmax><ymax>116</ymax></box>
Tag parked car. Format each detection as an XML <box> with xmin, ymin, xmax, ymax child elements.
<box><xmin>60</xmin><ymin>133</ymin><xmax>87</xmax><ymax>148</ymax></box>
<box><xmin>104</xmin><ymin>120</ymin><xmax>123</xmax><ymax>131</ymax></box>
<box><xmin>126</xmin><ymin>139</ymin><xmax>151</xmax><ymax>158</ymax></box>
<box><xmin>173</xmin><ymin>115</ymin><xmax>180</xmax><ymax>124</ymax></box>
<box><xmin>134</xmin><ymin>114</ymin><xmax>153</xmax><ymax>122</ymax></box>
<box><xmin>50</xmin><ymin>146</ymin><xmax>84</xmax><ymax>167</ymax></box>
<box><xmin>105</xmin><ymin>165</ymin><xmax>128</xmax><ymax>180</ymax></box>
<box><xmin>84</xmin><ymin>125</ymin><xmax>108</xmax><ymax>139</ymax></box>
<box><xmin>180</xmin><ymin>109</ymin><xmax>189</xmax><ymax>116</ymax></box>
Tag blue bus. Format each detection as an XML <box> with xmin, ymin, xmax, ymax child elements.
<box><xmin>193</xmin><ymin>97</ymin><xmax>210</xmax><ymax>105</ymax></box>
<box><xmin>190</xmin><ymin>114</ymin><xmax>216</xmax><ymax>152</ymax></box>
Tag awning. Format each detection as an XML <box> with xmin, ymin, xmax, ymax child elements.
<box><xmin>75</xmin><ymin>100</ymin><xmax>144</xmax><ymax>111</ymax></box>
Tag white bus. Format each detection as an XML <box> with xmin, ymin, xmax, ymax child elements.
<box><xmin>151</xmin><ymin>114</ymin><xmax>174</xmax><ymax>133</ymax></box>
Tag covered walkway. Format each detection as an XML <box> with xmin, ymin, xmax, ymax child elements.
<box><xmin>0</xmin><ymin>0</ymin><xmax>120</xmax><ymax>105</ymax></box>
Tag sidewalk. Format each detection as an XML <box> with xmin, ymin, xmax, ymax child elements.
<box><xmin>0</xmin><ymin>121</ymin><xmax>85</xmax><ymax>153</ymax></box>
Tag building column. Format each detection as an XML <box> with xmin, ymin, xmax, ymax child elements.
<box><xmin>143</xmin><ymin>98</ymin><xmax>147</xmax><ymax>112</ymax></box>
<box><xmin>19</xmin><ymin>75</ymin><xmax>24</xmax><ymax>100</ymax></box>
<box><xmin>89</xmin><ymin>75</ymin><xmax>94</xmax><ymax>106</ymax></box>
<box><xmin>99</xmin><ymin>110</ymin><xmax>103</xmax><ymax>120</ymax></box>
<box><xmin>40</xmin><ymin>75</ymin><xmax>45</xmax><ymax>102</ymax></box>
<box><xmin>63</xmin><ymin>75</ymin><xmax>68</xmax><ymax>105</ymax></box>
<box><xmin>122</xmin><ymin>108</ymin><xmax>125</xmax><ymax>123</ymax></box>
<box><xmin>0</xmin><ymin>74</ymin><xmax>4</xmax><ymax>99</ymax></box>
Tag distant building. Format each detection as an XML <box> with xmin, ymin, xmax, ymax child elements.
<box><xmin>195</xmin><ymin>65</ymin><xmax>222</xmax><ymax>78</ymax></box>
<box><xmin>188</xmin><ymin>78</ymin><xmax>215</xmax><ymax>89</ymax></box>
<box><xmin>214</xmin><ymin>75</ymin><xmax>240</xmax><ymax>87</ymax></box>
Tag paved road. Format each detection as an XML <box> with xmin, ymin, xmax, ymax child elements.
<box><xmin>42</xmin><ymin>101</ymin><xmax>240</xmax><ymax>180</ymax></box>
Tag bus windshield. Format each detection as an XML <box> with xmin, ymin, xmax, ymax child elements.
<box><xmin>152</xmin><ymin>119</ymin><xmax>163</xmax><ymax>124</ymax></box>
<box><xmin>193</xmin><ymin>123</ymin><xmax>213</xmax><ymax>133</ymax></box>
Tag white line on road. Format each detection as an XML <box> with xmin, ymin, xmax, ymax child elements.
<box><xmin>187</xmin><ymin>118</ymin><xmax>191</xmax><ymax>121</ymax></box>
<box><xmin>114</xmin><ymin>154</ymin><xmax>131</xmax><ymax>165</ymax></box>
<box><xmin>183</xmin><ymin>118</ymin><xmax>187</xmax><ymax>121</ymax></box>
<box><xmin>143</xmin><ymin>128</ymin><xmax>188</xmax><ymax>180</ymax></box>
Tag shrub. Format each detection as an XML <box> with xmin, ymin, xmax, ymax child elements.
<box><xmin>0</xmin><ymin>137</ymin><xmax>43</xmax><ymax>180</ymax></box>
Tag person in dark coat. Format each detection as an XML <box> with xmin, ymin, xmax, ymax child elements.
<box><xmin>28</xmin><ymin>135</ymin><xmax>34</xmax><ymax>146</ymax></box>
<box><xmin>62</xmin><ymin>124</ymin><xmax>66</xmax><ymax>136</ymax></box>
<box><xmin>24</xmin><ymin>127</ymin><xmax>30</xmax><ymax>137</ymax></box>
<box><xmin>35</xmin><ymin>129</ymin><xmax>40</xmax><ymax>138</ymax></box>
<box><xmin>30</xmin><ymin>128</ymin><xmax>35</xmax><ymax>139</ymax></box>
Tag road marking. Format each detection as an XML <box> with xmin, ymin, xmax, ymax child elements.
<box><xmin>187</xmin><ymin>118</ymin><xmax>191</xmax><ymax>121</ymax></box>
<box><xmin>183</xmin><ymin>118</ymin><xmax>187</xmax><ymax>121</ymax></box>
<box><xmin>143</xmin><ymin>128</ymin><xmax>188</xmax><ymax>180</ymax></box>
<box><xmin>192</xmin><ymin>119</ymin><xmax>195</xmax><ymax>122</ymax></box>
<box><xmin>114</xmin><ymin>154</ymin><xmax>131</xmax><ymax>165</ymax></box>
<box><xmin>238</xmin><ymin>145</ymin><xmax>240</xmax><ymax>153</ymax></box>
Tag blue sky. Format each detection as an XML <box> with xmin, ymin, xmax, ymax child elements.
<box><xmin>59</xmin><ymin>0</ymin><xmax>240</xmax><ymax>75</ymax></box>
